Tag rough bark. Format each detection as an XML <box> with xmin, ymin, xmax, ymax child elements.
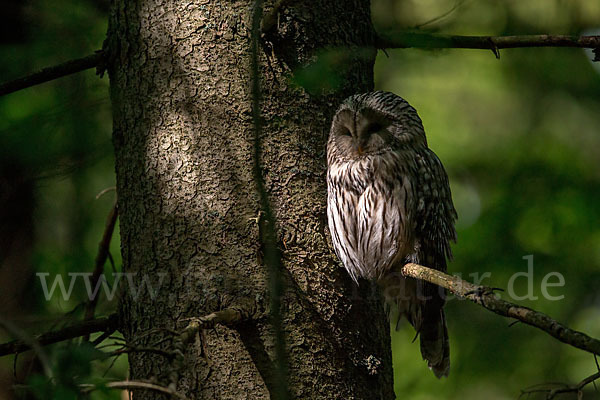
<box><xmin>107</xmin><ymin>0</ymin><xmax>394</xmax><ymax>398</ymax></box>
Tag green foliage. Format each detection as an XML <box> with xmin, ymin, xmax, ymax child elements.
<box><xmin>21</xmin><ymin>343</ymin><xmax>107</xmax><ymax>400</ymax></box>
<box><xmin>291</xmin><ymin>49</ymin><xmax>345</xmax><ymax>94</ymax></box>
<box><xmin>291</xmin><ymin>47</ymin><xmax>374</xmax><ymax>95</ymax></box>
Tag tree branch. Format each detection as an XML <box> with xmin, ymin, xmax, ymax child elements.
<box><xmin>0</xmin><ymin>313</ymin><xmax>118</xmax><ymax>357</ymax></box>
<box><xmin>2</xmin><ymin>33</ymin><xmax>598</xmax><ymax>99</ymax></box>
<box><xmin>377</xmin><ymin>33</ymin><xmax>600</xmax><ymax>60</ymax></box>
<box><xmin>0</xmin><ymin>315</ymin><xmax>53</xmax><ymax>377</ymax></box>
<box><xmin>401</xmin><ymin>263</ymin><xmax>600</xmax><ymax>355</ymax></box>
<box><xmin>105</xmin><ymin>343</ymin><xmax>177</xmax><ymax>360</ymax></box>
<box><xmin>0</xmin><ymin>51</ymin><xmax>104</xmax><ymax>97</ymax></box>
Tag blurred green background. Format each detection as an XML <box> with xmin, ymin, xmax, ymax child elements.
<box><xmin>373</xmin><ymin>1</ymin><xmax>600</xmax><ymax>399</ymax></box>
<box><xmin>1</xmin><ymin>0</ymin><xmax>600</xmax><ymax>399</ymax></box>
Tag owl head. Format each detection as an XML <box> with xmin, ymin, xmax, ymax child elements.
<box><xmin>328</xmin><ymin>91</ymin><xmax>428</xmax><ymax>161</ymax></box>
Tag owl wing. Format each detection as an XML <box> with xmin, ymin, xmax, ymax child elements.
<box><xmin>413</xmin><ymin>148</ymin><xmax>457</xmax><ymax>271</ymax></box>
<box><xmin>407</xmin><ymin>147</ymin><xmax>456</xmax><ymax>377</ymax></box>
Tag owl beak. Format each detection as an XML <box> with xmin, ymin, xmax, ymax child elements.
<box><xmin>356</xmin><ymin>138</ymin><xmax>368</xmax><ymax>155</ymax></box>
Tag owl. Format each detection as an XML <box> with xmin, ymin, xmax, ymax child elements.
<box><xmin>326</xmin><ymin>91</ymin><xmax>457</xmax><ymax>378</ymax></box>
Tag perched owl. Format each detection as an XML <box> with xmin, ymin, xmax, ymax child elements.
<box><xmin>326</xmin><ymin>91</ymin><xmax>457</xmax><ymax>378</ymax></box>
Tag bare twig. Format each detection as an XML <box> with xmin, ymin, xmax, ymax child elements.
<box><xmin>0</xmin><ymin>316</ymin><xmax>52</xmax><ymax>377</ymax></box>
<box><xmin>80</xmin><ymin>380</ymin><xmax>190</xmax><ymax>400</ymax></box>
<box><xmin>377</xmin><ymin>33</ymin><xmax>600</xmax><ymax>60</ymax></box>
<box><xmin>0</xmin><ymin>51</ymin><xmax>104</xmax><ymax>97</ymax></box>
<box><xmin>520</xmin><ymin>371</ymin><xmax>600</xmax><ymax>399</ymax></box>
<box><xmin>95</xmin><ymin>186</ymin><xmax>117</xmax><ymax>200</ymax></box>
<box><xmin>107</xmin><ymin>345</ymin><xmax>176</xmax><ymax>360</ymax></box>
<box><xmin>251</xmin><ymin>0</ymin><xmax>290</xmax><ymax>399</ymax></box>
<box><xmin>83</xmin><ymin>201</ymin><xmax>119</xmax><ymax>339</ymax></box>
<box><xmin>412</xmin><ymin>0</ymin><xmax>467</xmax><ymax>29</ymax></box>
<box><xmin>0</xmin><ymin>314</ymin><xmax>118</xmax><ymax>357</ymax></box>
<box><xmin>401</xmin><ymin>263</ymin><xmax>600</xmax><ymax>355</ymax></box>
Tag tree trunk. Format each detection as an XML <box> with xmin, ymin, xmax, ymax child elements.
<box><xmin>107</xmin><ymin>0</ymin><xmax>394</xmax><ymax>398</ymax></box>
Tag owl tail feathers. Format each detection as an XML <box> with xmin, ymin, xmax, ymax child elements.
<box><xmin>380</xmin><ymin>273</ymin><xmax>450</xmax><ymax>377</ymax></box>
<box><xmin>419</xmin><ymin>308</ymin><xmax>450</xmax><ymax>378</ymax></box>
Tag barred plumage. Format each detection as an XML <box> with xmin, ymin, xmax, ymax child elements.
<box><xmin>326</xmin><ymin>91</ymin><xmax>457</xmax><ymax>378</ymax></box>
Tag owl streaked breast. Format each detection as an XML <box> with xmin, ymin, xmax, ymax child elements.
<box><xmin>327</xmin><ymin>152</ymin><xmax>415</xmax><ymax>282</ymax></box>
